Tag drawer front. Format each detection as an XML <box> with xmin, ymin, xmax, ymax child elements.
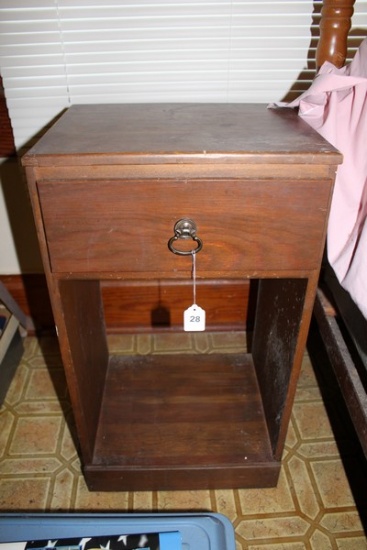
<box><xmin>37</xmin><ymin>178</ymin><xmax>331</xmax><ymax>275</ymax></box>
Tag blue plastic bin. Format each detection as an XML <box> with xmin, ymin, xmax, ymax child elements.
<box><xmin>0</xmin><ymin>513</ymin><xmax>236</xmax><ymax>549</ymax></box>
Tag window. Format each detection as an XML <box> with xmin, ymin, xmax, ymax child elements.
<box><xmin>0</xmin><ymin>1</ymin><xmax>366</xmax><ymax>151</ymax></box>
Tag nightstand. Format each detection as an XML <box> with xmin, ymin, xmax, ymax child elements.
<box><xmin>22</xmin><ymin>104</ymin><xmax>341</xmax><ymax>490</ymax></box>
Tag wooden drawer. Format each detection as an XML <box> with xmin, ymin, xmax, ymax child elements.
<box><xmin>37</xmin><ymin>177</ymin><xmax>332</xmax><ymax>276</ymax></box>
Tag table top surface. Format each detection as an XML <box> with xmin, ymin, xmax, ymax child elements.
<box><xmin>22</xmin><ymin>103</ymin><xmax>341</xmax><ymax>166</ymax></box>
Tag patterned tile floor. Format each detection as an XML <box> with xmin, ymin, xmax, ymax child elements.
<box><xmin>0</xmin><ymin>329</ymin><xmax>366</xmax><ymax>549</ymax></box>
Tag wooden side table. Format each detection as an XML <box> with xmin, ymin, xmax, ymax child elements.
<box><xmin>22</xmin><ymin>104</ymin><xmax>341</xmax><ymax>491</ymax></box>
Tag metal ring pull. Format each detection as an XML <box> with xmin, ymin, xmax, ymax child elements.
<box><xmin>168</xmin><ymin>218</ymin><xmax>203</xmax><ymax>256</ymax></box>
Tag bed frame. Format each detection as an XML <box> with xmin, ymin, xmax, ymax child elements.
<box><xmin>314</xmin><ymin>0</ymin><xmax>367</xmax><ymax>458</ymax></box>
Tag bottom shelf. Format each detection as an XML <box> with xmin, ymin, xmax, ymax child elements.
<box><xmin>86</xmin><ymin>353</ymin><xmax>279</xmax><ymax>490</ymax></box>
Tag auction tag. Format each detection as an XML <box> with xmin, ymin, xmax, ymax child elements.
<box><xmin>184</xmin><ymin>304</ymin><xmax>206</xmax><ymax>332</ymax></box>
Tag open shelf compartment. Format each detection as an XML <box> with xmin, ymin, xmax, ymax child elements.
<box><xmin>56</xmin><ymin>277</ymin><xmax>309</xmax><ymax>490</ymax></box>
<box><xmin>86</xmin><ymin>352</ymin><xmax>278</xmax><ymax>490</ymax></box>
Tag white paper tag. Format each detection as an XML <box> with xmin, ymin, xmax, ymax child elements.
<box><xmin>184</xmin><ymin>304</ymin><xmax>206</xmax><ymax>332</ymax></box>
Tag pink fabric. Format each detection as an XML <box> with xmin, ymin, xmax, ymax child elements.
<box><xmin>271</xmin><ymin>38</ymin><xmax>367</xmax><ymax>318</ymax></box>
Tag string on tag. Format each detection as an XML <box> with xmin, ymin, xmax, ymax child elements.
<box><xmin>192</xmin><ymin>251</ymin><xmax>197</xmax><ymax>305</ymax></box>
<box><xmin>183</xmin><ymin>251</ymin><xmax>206</xmax><ymax>331</ymax></box>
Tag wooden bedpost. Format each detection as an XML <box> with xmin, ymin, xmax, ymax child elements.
<box><xmin>316</xmin><ymin>0</ymin><xmax>356</xmax><ymax>68</ymax></box>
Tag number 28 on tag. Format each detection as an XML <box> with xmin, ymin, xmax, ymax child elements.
<box><xmin>184</xmin><ymin>304</ymin><xmax>206</xmax><ymax>332</ymax></box>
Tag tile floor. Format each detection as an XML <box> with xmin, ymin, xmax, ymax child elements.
<box><xmin>0</xmin><ymin>329</ymin><xmax>366</xmax><ymax>549</ymax></box>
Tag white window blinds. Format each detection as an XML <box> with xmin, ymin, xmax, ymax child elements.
<box><xmin>1</xmin><ymin>0</ymin><xmax>366</xmax><ymax>150</ymax></box>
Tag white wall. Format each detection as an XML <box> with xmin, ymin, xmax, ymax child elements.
<box><xmin>0</xmin><ymin>158</ymin><xmax>43</xmax><ymax>273</ymax></box>
<box><xmin>0</xmin><ymin>162</ymin><xmax>23</xmax><ymax>273</ymax></box>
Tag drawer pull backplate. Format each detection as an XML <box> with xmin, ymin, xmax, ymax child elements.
<box><xmin>168</xmin><ymin>218</ymin><xmax>203</xmax><ymax>256</ymax></box>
